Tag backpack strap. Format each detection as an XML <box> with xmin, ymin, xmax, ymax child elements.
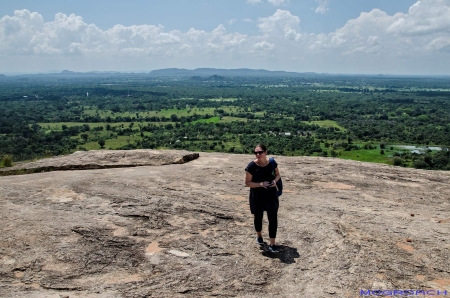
<box><xmin>269</xmin><ymin>158</ymin><xmax>276</xmax><ymax>175</ymax></box>
<box><xmin>269</xmin><ymin>157</ymin><xmax>282</xmax><ymax>196</ymax></box>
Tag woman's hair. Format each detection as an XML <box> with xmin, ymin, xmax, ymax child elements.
<box><xmin>255</xmin><ymin>143</ymin><xmax>267</xmax><ymax>152</ymax></box>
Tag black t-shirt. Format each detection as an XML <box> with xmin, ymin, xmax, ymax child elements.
<box><xmin>245</xmin><ymin>159</ymin><xmax>278</xmax><ymax>183</ymax></box>
<box><xmin>245</xmin><ymin>159</ymin><xmax>279</xmax><ymax>213</ymax></box>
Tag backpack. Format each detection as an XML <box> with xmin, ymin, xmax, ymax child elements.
<box><xmin>269</xmin><ymin>157</ymin><xmax>283</xmax><ymax>197</ymax></box>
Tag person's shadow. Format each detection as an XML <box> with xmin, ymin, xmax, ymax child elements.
<box><xmin>260</xmin><ymin>245</ymin><xmax>300</xmax><ymax>264</ymax></box>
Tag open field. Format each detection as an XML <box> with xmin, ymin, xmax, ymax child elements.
<box><xmin>83</xmin><ymin>106</ymin><xmax>243</xmax><ymax>118</ymax></box>
<box><xmin>79</xmin><ymin>135</ymin><xmax>140</xmax><ymax>150</ymax></box>
<box><xmin>39</xmin><ymin>122</ymin><xmax>178</xmax><ymax>131</ymax></box>
<box><xmin>221</xmin><ymin>116</ymin><xmax>247</xmax><ymax>123</ymax></box>
<box><xmin>305</xmin><ymin>120</ymin><xmax>347</xmax><ymax>131</ymax></box>
<box><xmin>338</xmin><ymin>148</ymin><xmax>393</xmax><ymax>164</ymax></box>
<box><xmin>189</xmin><ymin>117</ymin><xmax>220</xmax><ymax>124</ymax></box>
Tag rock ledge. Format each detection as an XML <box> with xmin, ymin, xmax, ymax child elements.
<box><xmin>0</xmin><ymin>149</ymin><xmax>199</xmax><ymax>176</ymax></box>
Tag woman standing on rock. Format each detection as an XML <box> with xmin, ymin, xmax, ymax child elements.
<box><xmin>245</xmin><ymin>144</ymin><xmax>281</xmax><ymax>253</ymax></box>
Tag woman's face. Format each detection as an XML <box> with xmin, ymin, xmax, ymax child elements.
<box><xmin>254</xmin><ymin>146</ymin><xmax>266</xmax><ymax>160</ymax></box>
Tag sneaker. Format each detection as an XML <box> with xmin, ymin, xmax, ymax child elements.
<box><xmin>257</xmin><ymin>236</ymin><xmax>264</xmax><ymax>246</ymax></box>
<box><xmin>268</xmin><ymin>244</ymin><xmax>280</xmax><ymax>253</ymax></box>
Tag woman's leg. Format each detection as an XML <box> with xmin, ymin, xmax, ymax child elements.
<box><xmin>267</xmin><ymin>208</ymin><xmax>278</xmax><ymax>245</ymax></box>
<box><xmin>254</xmin><ymin>212</ymin><xmax>264</xmax><ymax>236</ymax></box>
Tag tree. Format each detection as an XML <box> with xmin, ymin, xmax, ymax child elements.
<box><xmin>81</xmin><ymin>133</ymin><xmax>89</xmax><ymax>142</ymax></box>
<box><xmin>170</xmin><ymin>114</ymin><xmax>179</xmax><ymax>122</ymax></box>
<box><xmin>98</xmin><ymin>139</ymin><xmax>105</xmax><ymax>148</ymax></box>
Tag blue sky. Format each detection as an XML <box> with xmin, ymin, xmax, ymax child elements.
<box><xmin>1</xmin><ymin>0</ymin><xmax>449</xmax><ymax>75</ymax></box>
<box><xmin>0</xmin><ymin>0</ymin><xmax>417</xmax><ymax>34</ymax></box>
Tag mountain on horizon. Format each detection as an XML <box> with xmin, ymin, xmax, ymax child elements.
<box><xmin>148</xmin><ymin>68</ymin><xmax>318</xmax><ymax>77</ymax></box>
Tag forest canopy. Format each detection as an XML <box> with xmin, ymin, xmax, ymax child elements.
<box><xmin>1</xmin><ymin>72</ymin><xmax>449</xmax><ymax>170</ymax></box>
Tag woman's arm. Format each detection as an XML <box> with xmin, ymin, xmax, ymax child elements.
<box><xmin>274</xmin><ymin>167</ymin><xmax>281</xmax><ymax>183</ymax></box>
<box><xmin>270</xmin><ymin>167</ymin><xmax>281</xmax><ymax>187</ymax></box>
<box><xmin>245</xmin><ymin>171</ymin><xmax>268</xmax><ymax>188</ymax></box>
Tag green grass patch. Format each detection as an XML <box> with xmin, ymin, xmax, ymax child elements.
<box><xmin>80</xmin><ymin>135</ymin><xmax>139</xmax><ymax>150</ymax></box>
<box><xmin>220</xmin><ymin>116</ymin><xmax>247</xmax><ymax>123</ymax></box>
<box><xmin>38</xmin><ymin>122</ymin><xmax>89</xmax><ymax>130</ymax></box>
<box><xmin>83</xmin><ymin>109</ymin><xmax>139</xmax><ymax>118</ymax></box>
<box><xmin>304</xmin><ymin>120</ymin><xmax>347</xmax><ymax>131</ymax></box>
<box><xmin>337</xmin><ymin>148</ymin><xmax>392</xmax><ymax>164</ymax></box>
<box><xmin>148</xmin><ymin>107</ymin><xmax>225</xmax><ymax>117</ymax></box>
<box><xmin>190</xmin><ymin>117</ymin><xmax>220</xmax><ymax>124</ymax></box>
<box><xmin>82</xmin><ymin>106</ymin><xmax>241</xmax><ymax>119</ymax></box>
<box><xmin>221</xmin><ymin>141</ymin><xmax>243</xmax><ymax>150</ymax></box>
<box><xmin>38</xmin><ymin>122</ymin><xmax>181</xmax><ymax>130</ymax></box>
<box><xmin>38</xmin><ymin>122</ymin><xmax>153</xmax><ymax>130</ymax></box>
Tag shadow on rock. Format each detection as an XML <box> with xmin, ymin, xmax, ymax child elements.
<box><xmin>260</xmin><ymin>245</ymin><xmax>300</xmax><ymax>264</ymax></box>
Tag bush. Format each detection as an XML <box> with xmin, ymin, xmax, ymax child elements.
<box><xmin>330</xmin><ymin>149</ymin><xmax>338</xmax><ymax>157</ymax></box>
<box><xmin>393</xmin><ymin>157</ymin><xmax>403</xmax><ymax>167</ymax></box>
<box><xmin>1</xmin><ymin>155</ymin><xmax>13</xmax><ymax>167</ymax></box>
<box><xmin>413</xmin><ymin>159</ymin><xmax>429</xmax><ymax>169</ymax></box>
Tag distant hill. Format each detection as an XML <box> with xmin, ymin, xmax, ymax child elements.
<box><xmin>149</xmin><ymin>68</ymin><xmax>317</xmax><ymax>77</ymax></box>
<box><xmin>12</xmin><ymin>68</ymin><xmax>318</xmax><ymax>79</ymax></box>
<box><xmin>61</xmin><ymin>70</ymin><xmax>76</xmax><ymax>74</ymax></box>
<box><xmin>5</xmin><ymin>69</ymin><xmax>449</xmax><ymax>79</ymax></box>
<box><xmin>190</xmin><ymin>76</ymin><xmax>204</xmax><ymax>81</ymax></box>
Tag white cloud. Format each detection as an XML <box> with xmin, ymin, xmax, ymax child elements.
<box><xmin>315</xmin><ymin>0</ymin><xmax>329</xmax><ymax>14</ymax></box>
<box><xmin>387</xmin><ymin>0</ymin><xmax>450</xmax><ymax>35</ymax></box>
<box><xmin>229</xmin><ymin>19</ymin><xmax>237</xmax><ymax>25</ymax></box>
<box><xmin>247</xmin><ymin>0</ymin><xmax>288</xmax><ymax>6</ymax></box>
<box><xmin>311</xmin><ymin>0</ymin><xmax>450</xmax><ymax>58</ymax></box>
<box><xmin>257</xmin><ymin>9</ymin><xmax>301</xmax><ymax>40</ymax></box>
<box><xmin>428</xmin><ymin>37</ymin><xmax>450</xmax><ymax>53</ymax></box>
<box><xmin>311</xmin><ymin>9</ymin><xmax>397</xmax><ymax>51</ymax></box>
<box><xmin>1</xmin><ymin>1</ymin><xmax>450</xmax><ymax>74</ymax></box>
<box><xmin>267</xmin><ymin>0</ymin><xmax>289</xmax><ymax>6</ymax></box>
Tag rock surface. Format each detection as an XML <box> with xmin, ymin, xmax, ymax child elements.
<box><xmin>0</xmin><ymin>150</ymin><xmax>200</xmax><ymax>176</ymax></box>
<box><xmin>0</xmin><ymin>151</ymin><xmax>449</xmax><ymax>297</ymax></box>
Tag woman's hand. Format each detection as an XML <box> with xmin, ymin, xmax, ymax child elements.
<box><xmin>260</xmin><ymin>181</ymin><xmax>273</xmax><ymax>188</ymax></box>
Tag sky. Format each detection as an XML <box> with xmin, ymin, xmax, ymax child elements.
<box><xmin>0</xmin><ymin>0</ymin><xmax>449</xmax><ymax>75</ymax></box>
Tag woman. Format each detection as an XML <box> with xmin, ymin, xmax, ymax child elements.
<box><xmin>244</xmin><ymin>144</ymin><xmax>281</xmax><ymax>253</ymax></box>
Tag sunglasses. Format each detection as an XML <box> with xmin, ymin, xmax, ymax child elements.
<box><xmin>254</xmin><ymin>151</ymin><xmax>265</xmax><ymax>155</ymax></box>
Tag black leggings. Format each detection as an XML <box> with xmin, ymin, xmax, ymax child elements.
<box><xmin>254</xmin><ymin>208</ymin><xmax>278</xmax><ymax>239</ymax></box>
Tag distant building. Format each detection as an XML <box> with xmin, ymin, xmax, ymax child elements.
<box><xmin>297</xmin><ymin>131</ymin><xmax>309</xmax><ymax>136</ymax></box>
